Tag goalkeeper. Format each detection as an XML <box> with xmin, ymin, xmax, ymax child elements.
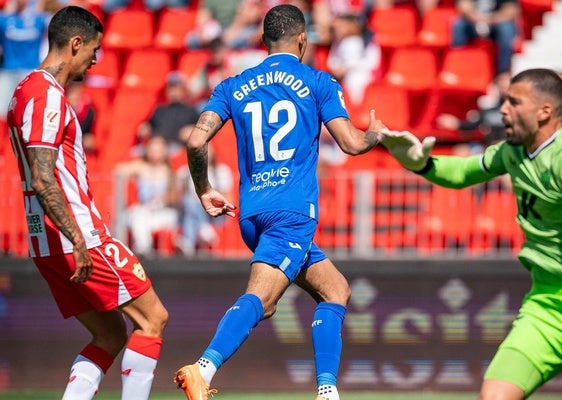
<box><xmin>381</xmin><ymin>68</ymin><xmax>562</xmax><ymax>400</ymax></box>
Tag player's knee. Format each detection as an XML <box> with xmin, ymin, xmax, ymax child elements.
<box><xmin>153</xmin><ymin>306</ymin><xmax>169</xmax><ymax>334</ymax></box>
<box><xmin>324</xmin><ymin>281</ymin><xmax>351</xmax><ymax>306</ymax></box>
<box><xmin>93</xmin><ymin>324</ymin><xmax>128</xmax><ymax>357</ymax></box>
<box><xmin>140</xmin><ymin>306</ymin><xmax>169</xmax><ymax>337</ymax></box>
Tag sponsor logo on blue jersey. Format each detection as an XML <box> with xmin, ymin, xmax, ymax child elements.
<box><xmin>250</xmin><ymin>167</ymin><xmax>291</xmax><ymax>191</ymax></box>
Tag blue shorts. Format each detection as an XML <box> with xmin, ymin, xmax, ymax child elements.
<box><xmin>240</xmin><ymin>211</ymin><xmax>327</xmax><ymax>282</ymax></box>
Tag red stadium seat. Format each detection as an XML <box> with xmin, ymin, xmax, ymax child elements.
<box><xmin>87</xmin><ymin>49</ymin><xmax>120</xmax><ymax>89</ymax></box>
<box><xmin>417</xmin><ymin>186</ymin><xmax>478</xmax><ymax>253</ymax></box>
<box><xmin>418</xmin><ymin>6</ymin><xmax>459</xmax><ymax>49</ymax></box>
<box><xmin>519</xmin><ymin>0</ymin><xmax>554</xmax><ymax>39</ymax></box>
<box><xmin>81</xmin><ymin>85</ymin><xmax>112</xmax><ymax>143</ymax></box>
<box><xmin>210</xmin><ymin>120</ymin><xmax>239</xmax><ymax>172</ymax></box>
<box><xmin>316</xmin><ymin>175</ymin><xmax>354</xmax><ymax>249</ymax></box>
<box><xmin>384</xmin><ymin>47</ymin><xmax>440</xmax><ymax>128</ymax></box>
<box><xmin>349</xmin><ymin>83</ymin><xmax>411</xmax><ymax>131</ymax></box>
<box><xmin>368</xmin><ymin>6</ymin><xmax>418</xmax><ymax>49</ymax></box>
<box><xmin>474</xmin><ymin>189</ymin><xmax>523</xmax><ymax>252</ymax></box>
<box><xmin>384</xmin><ymin>47</ymin><xmax>438</xmax><ymax>91</ymax></box>
<box><xmin>438</xmin><ymin>46</ymin><xmax>494</xmax><ymax>94</ymax></box>
<box><xmin>154</xmin><ymin>8</ymin><xmax>197</xmax><ymax>51</ymax></box>
<box><xmin>372</xmin><ymin>172</ymin><xmax>429</xmax><ymax>252</ymax></box>
<box><xmin>101</xmin><ymin>88</ymin><xmax>159</xmax><ymax>169</ymax></box>
<box><xmin>120</xmin><ymin>49</ymin><xmax>173</xmax><ymax>92</ymax></box>
<box><xmin>176</xmin><ymin>50</ymin><xmax>213</xmax><ymax>81</ymax></box>
<box><xmin>412</xmin><ymin>45</ymin><xmax>494</xmax><ymax>138</ymax></box>
<box><xmin>103</xmin><ymin>9</ymin><xmax>154</xmax><ymax>51</ymax></box>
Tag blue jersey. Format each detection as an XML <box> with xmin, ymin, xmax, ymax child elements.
<box><xmin>203</xmin><ymin>53</ymin><xmax>348</xmax><ymax>220</ymax></box>
<box><xmin>0</xmin><ymin>11</ymin><xmax>49</xmax><ymax>70</ymax></box>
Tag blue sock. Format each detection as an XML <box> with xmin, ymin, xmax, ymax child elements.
<box><xmin>312</xmin><ymin>302</ymin><xmax>346</xmax><ymax>386</ymax></box>
<box><xmin>202</xmin><ymin>293</ymin><xmax>264</xmax><ymax>369</ymax></box>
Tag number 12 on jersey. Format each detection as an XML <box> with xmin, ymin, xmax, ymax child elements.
<box><xmin>244</xmin><ymin>100</ymin><xmax>297</xmax><ymax>162</ymax></box>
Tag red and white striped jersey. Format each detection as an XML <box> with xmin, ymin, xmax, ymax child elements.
<box><xmin>7</xmin><ymin>70</ymin><xmax>111</xmax><ymax>257</ymax></box>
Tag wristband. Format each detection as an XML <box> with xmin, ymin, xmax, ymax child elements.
<box><xmin>411</xmin><ymin>156</ymin><xmax>434</xmax><ymax>175</ymax></box>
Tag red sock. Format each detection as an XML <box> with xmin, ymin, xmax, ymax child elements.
<box><xmin>80</xmin><ymin>343</ymin><xmax>114</xmax><ymax>373</ymax></box>
<box><xmin>126</xmin><ymin>333</ymin><xmax>163</xmax><ymax>360</ymax></box>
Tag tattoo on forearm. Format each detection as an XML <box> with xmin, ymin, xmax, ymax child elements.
<box><xmin>29</xmin><ymin>147</ymin><xmax>83</xmax><ymax>245</ymax></box>
<box><xmin>188</xmin><ymin>146</ymin><xmax>209</xmax><ymax>196</ymax></box>
<box><xmin>194</xmin><ymin>112</ymin><xmax>220</xmax><ymax>134</ymax></box>
<box><xmin>187</xmin><ymin>112</ymin><xmax>221</xmax><ymax>195</ymax></box>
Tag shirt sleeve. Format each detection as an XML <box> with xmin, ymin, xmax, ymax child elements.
<box><xmin>202</xmin><ymin>79</ymin><xmax>232</xmax><ymax>123</ymax></box>
<box><xmin>481</xmin><ymin>140</ymin><xmax>509</xmax><ymax>175</ymax></box>
<box><xmin>316</xmin><ymin>71</ymin><xmax>350</xmax><ymax>124</ymax></box>
<box><xmin>25</xmin><ymin>85</ymin><xmax>67</xmax><ymax>149</ymax></box>
<box><xmin>420</xmin><ymin>153</ymin><xmax>499</xmax><ymax>188</ymax></box>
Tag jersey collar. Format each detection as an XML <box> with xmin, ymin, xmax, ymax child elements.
<box><xmin>266</xmin><ymin>53</ymin><xmax>299</xmax><ymax>61</ymax></box>
<box><xmin>35</xmin><ymin>69</ymin><xmax>65</xmax><ymax>92</ymax></box>
<box><xmin>527</xmin><ymin>128</ymin><xmax>560</xmax><ymax>159</ymax></box>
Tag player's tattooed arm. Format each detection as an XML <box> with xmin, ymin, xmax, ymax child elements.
<box><xmin>192</xmin><ymin>111</ymin><xmax>222</xmax><ymax>137</ymax></box>
<box><xmin>188</xmin><ymin>142</ymin><xmax>210</xmax><ymax>197</ymax></box>
<box><xmin>28</xmin><ymin>147</ymin><xmax>83</xmax><ymax>244</ymax></box>
<box><xmin>28</xmin><ymin>147</ymin><xmax>92</xmax><ymax>281</ymax></box>
<box><xmin>187</xmin><ymin>111</ymin><xmax>222</xmax><ymax>196</ymax></box>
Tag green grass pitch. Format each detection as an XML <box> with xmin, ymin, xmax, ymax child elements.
<box><xmin>0</xmin><ymin>392</ymin><xmax>561</xmax><ymax>399</ymax></box>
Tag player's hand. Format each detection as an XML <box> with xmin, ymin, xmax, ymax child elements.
<box><xmin>70</xmin><ymin>241</ymin><xmax>93</xmax><ymax>283</ymax></box>
<box><xmin>366</xmin><ymin>109</ymin><xmax>387</xmax><ymax>143</ymax></box>
<box><xmin>380</xmin><ymin>130</ymin><xmax>436</xmax><ymax>171</ymax></box>
<box><xmin>200</xmin><ymin>189</ymin><xmax>237</xmax><ymax>218</ymax></box>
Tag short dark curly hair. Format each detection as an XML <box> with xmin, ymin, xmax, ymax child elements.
<box><xmin>47</xmin><ymin>6</ymin><xmax>103</xmax><ymax>50</ymax></box>
<box><xmin>262</xmin><ymin>4</ymin><xmax>306</xmax><ymax>47</ymax></box>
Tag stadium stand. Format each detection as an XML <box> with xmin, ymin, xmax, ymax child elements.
<box><xmin>367</xmin><ymin>6</ymin><xmax>419</xmax><ymax>50</ymax></box>
<box><xmin>348</xmin><ymin>83</ymin><xmax>411</xmax><ymax>131</ymax></box>
<box><xmin>119</xmin><ymin>49</ymin><xmax>174</xmax><ymax>92</ymax></box>
<box><xmin>438</xmin><ymin>46</ymin><xmax>495</xmax><ymax>93</ymax></box>
<box><xmin>417</xmin><ymin>5</ymin><xmax>459</xmax><ymax>50</ymax></box>
<box><xmin>385</xmin><ymin>47</ymin><xmax>439</xmax><ymax>92</ymax></box>
<box><xmin>0</xmin><ymin>0</ymin><xmax>555</xmax><ymax>258</ymax></box>
<box><xmin>176</xmin><ymin>49</ymin><xmax>212</xmax><ymax>81</ymax></box>
<box><xmin>153</xmin><ymin>8</ymin><xmax>198</xmax><ymax>51</ymax></box>
<box><xmin>103</xmin><ymin>8</ymin><xmax>154</xmax><ymax>51</ymax></box>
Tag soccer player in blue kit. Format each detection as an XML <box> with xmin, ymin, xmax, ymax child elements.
<box><xmin>174</xmin><ymin>4</ymin><xmax>388</xmax><ymax>400</ymax></box>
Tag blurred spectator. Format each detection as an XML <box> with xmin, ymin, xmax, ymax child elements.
<box><xmin>312</xmin><ymin>0</ymin><xmax>374</xmax><ymax>45</ymax></box>
<box><xmin>0</xmin><ymin>0</ymin><xmax>50</xmax><ymax>118</ymax></box>
<box><xmin>184</xmin><ymin>6</ymin><xmax>223</xmax><ymax>49</ymax></box>
<box><xmin>66</xmin><ymin>80</ymin><xmax>97</xmax><ymax>154</ymax></box>
<box><xmin>134</xmin><ymin>71</ymin><xmax>199</xmax><ymax>157</ymax></box>
<box><xmin>185</xmin><ymin>0</ymin><xmax>243</xmax><ymax>49</ymax></box>
<box><xmin>175</xmin><ymin>144</ymin><xmax>233</xmax><ymax>256</ymax></box>
<box><xmin>375</xmin><ymin>0</ymin><xmax>439</xmax><ymax>15</ymax></box>
<box><xmin>188</xmin><ymin>37</ymin><xmax>231</xmax><ymax>109</ymax></box>
<box><xmin>452</xmin><ymin>0</ymin><xmax>520</xmax><ymax>74</ymax></box>
<box><xmin>436</xmin><ymin>71</ymin><xmax>510</xmax><ymax>144</ymax></box>
<box><xmin>326</xmin><ymin>12</ymin><xmax>381</xmax><ymax>105</ymax></box>
<box><xmin>115</xmin><ymin>136</ymin><xmax>180</xmax><ymax>257</ymax></box>
<box><xmin>220</xmin><ymin>0</ymin><xmax>263</xmax><ymax>49</ymax></box>
<box><xmin>102</xmin><ymin>0</ymin><xmax>190</xmax><ymax>13</ymax></box>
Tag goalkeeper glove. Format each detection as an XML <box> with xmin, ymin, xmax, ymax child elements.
<box><xmin>380</xmin><ymin>130</ymin><xmax>436</xmax><ymax>172</ymax></box>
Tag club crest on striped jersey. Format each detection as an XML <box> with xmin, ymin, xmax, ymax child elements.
<box><xmin>44</xmin><ymin>108</ymin><xmax>61</xmax><ymax>131</ymax></box>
